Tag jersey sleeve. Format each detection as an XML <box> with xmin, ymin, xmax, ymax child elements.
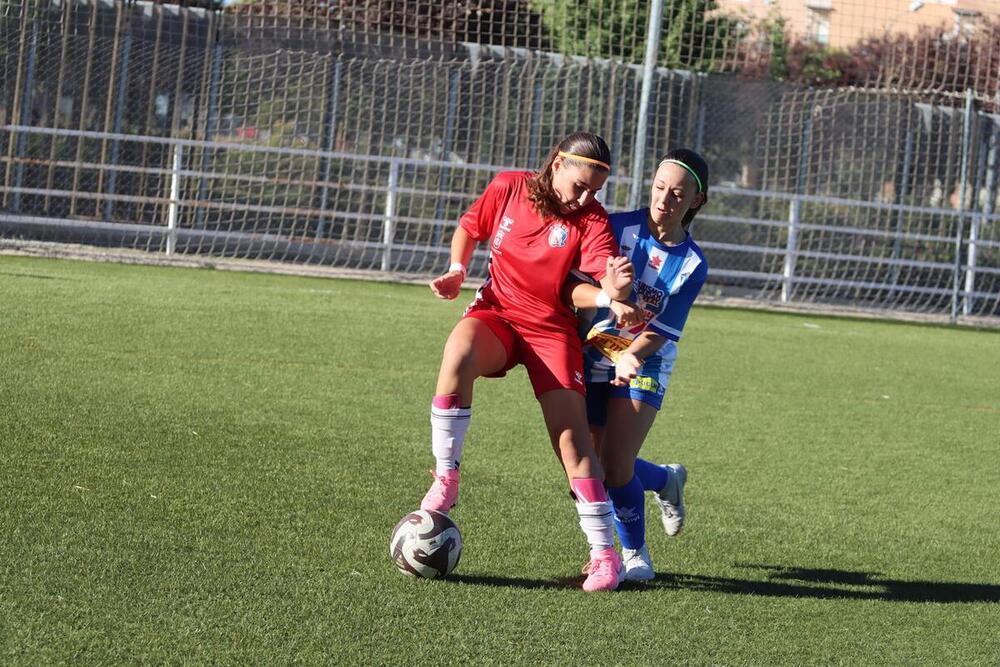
<box><xmin>574</xmin><ymin>211</ymin><xmax>618</xmax><ymax>282</ymax></box>
<box><xmin>459</xmin><ymin>172</ymin><xmax>517</xmax><ymax>242</ymax></box>
<box><xmin>648</xmin><ymin>259</ymin><xmax>708</xmax><ymax>341</ymax></box>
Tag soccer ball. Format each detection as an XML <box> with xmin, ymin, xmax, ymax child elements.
<box><xmin>389</xmin><ymin>509</ymin><xmax>463</xmax><ymax>579</ymax></box>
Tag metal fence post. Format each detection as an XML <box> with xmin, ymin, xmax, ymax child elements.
<box><xmin>782</xmin><ymin>197</ymin><xmax>800</xmax><ymax>303</ymax></box>
<box><xmin>195</xmin><ymin>38</ymin><xmax>223</xmax><ymax>230</ymax></box>
<box><xmin>964</xmin><ymin>112</ymin><xmax>998</xmax><ymax>316</ymax></box>
<box><xmin>694</xmin><ymin>73</ymin><xmax>707</xmax><ymax>153</ymax></box>
<box><xmin>103</xmin><ymin>24</ymin><xmax>133</xmax><ymax>221</ymax></box>
<box><xmin>888</xmin><ymin>127</ymin><xmax>915</xmax><ymax>298</ymax></box>
<box><xmin>604</xmin><ymin>82</ymin><xmax>626</xmax><ymax>208</ymax></box>
<box><xmin>951</xmin><ymin>89</ymin><xmax>974</xmax><ymax>324</ymax></box>
<box><xmin>166</xmin><ymin>144</ymin><xmax>183</xmax><ymax>255</ymax></box>
<box><xmin>11</xmin><ymin>15</ymin><xmax>38</xmax><ymax>214</ymax></box>
<box><xmin>627</xmin><ymin>0</ymin><xmax>664</xmax><ymax>210</ymax></box>
<box><xmin>432</xmin><ymin>68</ymin><xmax>462</xmax><ymax>245</ymax></box>
<box><xmin>316</xmin><ymin>57</ymin><xmax>342</xmax><ymax>241</ymax></box>
<box><xmin>382</xmin><ymin>158</ymin><xmax>400</xmax><ymax>272</ymax></box>
<box><xmin>527</xmin><ymin>78</ymin><xmax>543</xmax><ymax>166</ymax></box>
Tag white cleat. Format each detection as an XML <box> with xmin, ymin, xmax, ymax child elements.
<box><xmin>622</xmin><ymin>543</ymin><xmax>655</xmax><ymax>581</ymax></box>
<box><xmin>655</xmin><ymin>464</ymin><xmax>686</xmax><ymax>537</ymax></box>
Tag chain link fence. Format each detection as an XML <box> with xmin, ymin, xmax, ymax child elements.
<box><xmin>2</xmin><ymin>0</ymin><xmax>999</xmax><ymax>322</ymax></box>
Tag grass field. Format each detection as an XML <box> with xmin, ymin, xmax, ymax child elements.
<box><xmin>2</xmin><ymin>255</ymin><xmax>999</xmax><ymax>665</ymax></box>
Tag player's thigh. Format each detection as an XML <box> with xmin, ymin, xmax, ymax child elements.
<box><xmin>438</xmin><ymin>316</ymin><xmax>511</xmax><ymax>380</ymax></box>
<box><xmin>537</xmin><ymin>388</ymin><xmax>592</xmax><ymax>451</ymax></box>
<box><xmin>602</xmin><ymin>396</ymin><xmax>658</xmax><ymax>483</ymax></box>
<box><xmin>537</xmin><ymin>388</ymin><xmax>601</xmax><ymax>478</ymax></box>
<box><xmin>584</xmin><ymin>382</ymin><xmax>610</xmax><ymax>456</ymax></box>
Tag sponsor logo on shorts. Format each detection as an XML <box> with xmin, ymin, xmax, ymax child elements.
<box><xmin>574</xmin><ymin>370</ymin><xmax>584</xmax><ymax>385</ymax></box>
<box><xmin>629</xmin><ymin>375</ymin><xmax>660</xmax><ymax>393</ymax></box>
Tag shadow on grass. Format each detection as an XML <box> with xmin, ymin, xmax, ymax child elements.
<box><xmin>636</xmin><ymin>564</ymin><xmax>1000</xmax><ymax>603</ymax></box>
<box><xmin>0</xmin><ymin>270</ymin><xmax>62</xmax><ymax>280</ymax></box>
<box><xmin>448</xmin><ymin>565</ymin><xmax>1000</xmax><ymax>602</ymax></box>
<box><xmin>446</xmin><ymin>573</ymin><xmax>579</xmax><ymax>590</ymax></box>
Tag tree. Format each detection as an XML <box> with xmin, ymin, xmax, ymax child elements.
<box><xmin>531</xmin><ymin>0</ymin><xmax>745</xmax><ymax>70</ymax></box>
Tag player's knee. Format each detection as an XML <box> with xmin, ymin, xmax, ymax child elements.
<box><xmin>440</xmin><ymin>344</ymin><xmax>482</xmax><ymax>382</ymax></box>
<box><xmin>603</xmin><ymin>455</ymin><xmax>634</xmax><ymax>487</ymax></box>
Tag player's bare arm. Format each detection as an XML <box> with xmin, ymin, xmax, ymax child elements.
<box><xmin>430</xmin><ymin>227</ymin><xmax>476</xmax><ymax>300</ymax></box>
<box><xmin>601</xmin><ymin>255</ymin><xmax>634</xmax><ymax>300</ymax></box>
<box><xmin>563</xmin><ymin>280</ymin><xmax>643</xmax><ymax>328</ymax></box>
<box><xmin>611</xmin><ymin>330</ymin><xmax>668</xmax><ymax>387</ymax></box>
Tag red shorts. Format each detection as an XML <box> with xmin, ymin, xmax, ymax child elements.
<box><xmin>465</xmin><ymin>304</ymin><xmax>585</xmax><ymax>398</ymax></box>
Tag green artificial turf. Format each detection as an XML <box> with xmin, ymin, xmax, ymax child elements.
<box><xmin>2</xmin><ymin>255</ymin><xmax>999</xmax><ymax>665</ymax></box>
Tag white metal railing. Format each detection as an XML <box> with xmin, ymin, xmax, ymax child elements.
<box><xmin>2</xmin><ymin>124</ymin><xmax>999</xmax><ymax>320</ymax></box>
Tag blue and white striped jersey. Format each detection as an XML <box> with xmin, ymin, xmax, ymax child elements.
<box><xmin>580</xmin><ymin>208</ymin><xmax>708</xmax><ymax>378</ymax></box>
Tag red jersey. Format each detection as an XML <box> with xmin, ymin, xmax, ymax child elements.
<box><xmin>460</xmin><ymin>171</ymin><xmax>618</xmax><ymax>334</ymax></box>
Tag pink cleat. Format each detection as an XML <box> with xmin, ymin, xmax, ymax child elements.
<box><xmin>420</xmin><ymin>469</ymin><xmax>460</xmax><ymax>513</ymax></box>
<box><xmin>581</xmin><ymin>547</ymin><xmax>624</xmax><ymax>592</ymax></box>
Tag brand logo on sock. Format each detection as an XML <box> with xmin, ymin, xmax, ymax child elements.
<box><xmin>615</xmin><ymin>506</ymin><xmax>639</xmax><ymax>523</ymax></box>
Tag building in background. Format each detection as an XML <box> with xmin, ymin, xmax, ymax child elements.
<box><xmin>717</xmin><ymin>0</ymin><xmax>1000</xmax><ymax>47</ymax></box>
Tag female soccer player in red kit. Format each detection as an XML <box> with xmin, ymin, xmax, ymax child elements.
<box><xmin>420</xmin><ymin>132</ymin><xmax>635</xmax><ymax>591</ymax></box>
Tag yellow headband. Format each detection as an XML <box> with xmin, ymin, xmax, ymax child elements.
<box><xmin>558</xmin><ymin>151</ymin><xmax>610</xmax><ymax>170</ymax></box>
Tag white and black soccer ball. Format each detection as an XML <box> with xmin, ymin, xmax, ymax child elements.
<box><xmin>389</xmin><ymin>510</ymin><xmax>463</xmax><ymax>579</ymax></box>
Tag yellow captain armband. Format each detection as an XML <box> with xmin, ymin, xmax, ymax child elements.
<box><xmin>585</xmin><ymin>329</ymin><xmax>632</xmax><ymax>363</ymax></box>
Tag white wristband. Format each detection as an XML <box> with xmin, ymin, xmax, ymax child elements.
<box><xmin>595</xmin><ymin>290</ymin><xmax>612</xmax><ymax>308</ymax></box>
<box><xmin>449</xmin><ymin>262</ymin><xmax>467</xmax><ymax>275</ymax></box>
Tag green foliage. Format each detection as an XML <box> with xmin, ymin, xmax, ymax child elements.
<box><xmin>762</xmin><ymin>12</ymin><xmax>789</xmax><ymax>80</ymax></box>
<box><xmin>532</xmin><ymin>0</ymin><xmax>743</xmax><ymax>70</ymax></box>
<box><xmin>2</xmin><ymin>257</ymin><xmax>1000</xmax><ymax>664</ymax></box>
<box><xmin>531</xmin><ymin>0</ymin><xmax>646</xmax><ymax>61</ymax></box>
<box><xmin>659</xmin><ymin>0</ymin><xmax>744</xmax><ymax>70</ymax></box>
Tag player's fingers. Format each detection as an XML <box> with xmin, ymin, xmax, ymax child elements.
<box><xmin>430</xmin><ymin>276</ymin><xmax>457</xmax><ymax>299</ymax></box>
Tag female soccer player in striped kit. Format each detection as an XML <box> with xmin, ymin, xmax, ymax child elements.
<box><xmin>420</xmin><ymin>132</ymin><xmax>636</xmax><ymax>592</ymax></box>
<box><xmin>569</xmin><ymin>148</ymin><xmax>710</xmax><ymax>581</ymax></box>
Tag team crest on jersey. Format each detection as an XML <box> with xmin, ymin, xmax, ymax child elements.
<box><xmin>548</xmin><ymin>223</ymin><xmax>569</xmax><ymax>248</ymax></box>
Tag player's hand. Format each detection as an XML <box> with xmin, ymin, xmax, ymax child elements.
<box><xmin>606</xmin><ymin>255</ymin><xmax>634</xmax><ymax>293</ymax></box>
<box><xmin>609</xmin><ymin>299</ymin><xmax>643</xmax><ymax>328</ymax></box>
<box><xmin>612</xmin><ymin>351</ymin><xmax>642</xmax><ymax>387</ymax></box>
<box><xmin>430</xmin><ymin>269</ymin><xmax>465</xmax><ymax>300</ymax></box>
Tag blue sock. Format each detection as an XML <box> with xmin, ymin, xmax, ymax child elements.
<box><xmin>607</xmin><ymin>475</ymin><xmax>646</xmax><ymax>550</ymax></box>
<box><xmin>634</xmin><ymin>458</ymin><xmax>669</xmax><ymax>493</ymax></box>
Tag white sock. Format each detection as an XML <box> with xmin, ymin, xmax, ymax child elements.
<box><xmin>575</xmin><ymin>500</ymin><xmax>615</xmax><ymax>553</ymax></box>
<box><xmin>431</xmin><ymin>404</ymin><xmax>471</xmax><ymax>474</ymax></box>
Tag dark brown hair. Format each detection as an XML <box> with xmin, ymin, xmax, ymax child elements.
<box><xmin>527</xmin><ymin>132</ymin><xmax>611</xmax><ymax>219</ymax></box>
<box><xmin>658</xmin><ymin>148</ymin><xmax>709</xmax><ymax>229</ymax></box>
